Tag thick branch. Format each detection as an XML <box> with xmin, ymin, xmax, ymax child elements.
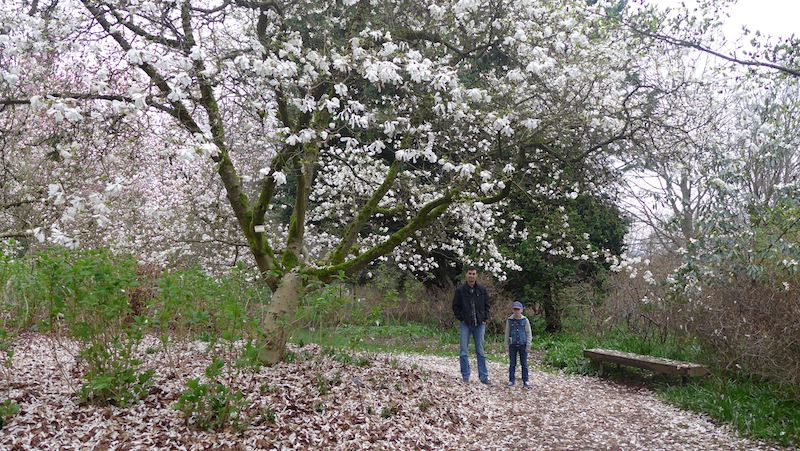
<box><xmin>2</xmin><ymin>198</ymin><xmax>38</xmax><ymax>209</ymax></box>
<box><xmin>0</xmin><ymin>231</ymin><xmax>33</xmax><ymax>239</ymax></box>
<box><xmin>0</xmin><ymin>93</ymin><xmax>173</xmax><ymax>114</ymax></box>
<box><xmin>328</xmin><ymin>160</ymin><xmax>402</xmax><ymax>265</ymax></box>
<box><xmin>476</xmin><ymin>182</ymin><xmax>511</xmax><ymax>204</ymax></box>
<box><xmin>312</xmin><ymin>191</ymin><xmax>456</xmax><ymax>278</ymax></box>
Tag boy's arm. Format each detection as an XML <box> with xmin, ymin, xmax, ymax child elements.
<box><xmin>525</xmin><ymin>317</ymin><xmax>533</xmax><ymax>350</ymax></box>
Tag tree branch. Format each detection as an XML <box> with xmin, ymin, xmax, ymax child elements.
<box><xmin>328</xmin><ymin>160</ymin><xmax>402</xmax><ymax>265</ymax></box>
<box><xmin>626</xmin><ymin>24</ymin><xmax>800</xmax><ymax>78</ymax></box>
<box><xmin>313</xmin><ymin>191</ymin><xmax>456</xmax><ymax>279</ymax></box>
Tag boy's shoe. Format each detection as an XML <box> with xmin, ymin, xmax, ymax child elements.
<box><xmin>523</xmin><ymin>382</ymin><xmax>531</xmax><ymax>389</ymax></box>
<box><xmin>507</xmin><ymin>382</ymin><xmax>515</xmax><ymax>388</ymax></box>
<box><xmin>462</xmin><ymin>378</ymin><xmax>470</xmax><ymax>384</ymax></box>
<box><xmin>480</xmin><ymin>379</ymin><xmax>491</xmax><ymax>386</ymax></box>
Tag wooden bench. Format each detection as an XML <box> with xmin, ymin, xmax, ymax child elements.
<box><xmin>583</xmin><ymin>348</ymin><xmax>710</xmax><ymax>383</ymax></box>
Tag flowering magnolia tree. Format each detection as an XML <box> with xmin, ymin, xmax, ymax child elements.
<box><xmin>1</xmin><ymin>0</ymin><xmax>687</xmax><ymax>362</ymax></box>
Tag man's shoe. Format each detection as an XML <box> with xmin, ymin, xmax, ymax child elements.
<box><xmin>507</xmin><ymin>382</ymin><xmax>515</xmax><ymax>388</ymax></box>
<box><xmin>480</xmin><ymin>379</ymin><xmax>491</xmax><ymax>386</ymax></box>
<box><xmin>462</xmin><ymin>378</ymin><xmax>470</xmax><ymax>384</ymax></box>
<box><xmin>523</xmin><ymin>382</ymin><xmax>531</xmax><ymax>389</ymax></box>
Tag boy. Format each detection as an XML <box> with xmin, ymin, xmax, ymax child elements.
<box><xmin>504</xmin><ymin>300</ymin><xmax>532</xmax><ymax>388</ymax></box>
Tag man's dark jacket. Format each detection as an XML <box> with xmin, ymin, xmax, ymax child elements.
<box><xmin>452</xmin><ymin>282</ymin><xmax>491</xmax><ymax>326</ymax></box>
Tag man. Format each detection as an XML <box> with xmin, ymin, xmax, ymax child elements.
<box><xmin>452</xmin><ymin>266</ymin><xmax>491</xmax><ymax>384</ymax></box>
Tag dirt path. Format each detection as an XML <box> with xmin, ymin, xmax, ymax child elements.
<box><xmin>394</xmin><ymin>354</ymin><xmax>777</xmax><ymax>450</ymax></box>
<box><xmin>1</xmin><ymin>335</ymin><xmax>780</xmax><ymax>450</ymax></box>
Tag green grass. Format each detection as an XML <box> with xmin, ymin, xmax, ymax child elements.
<box><xmin>659</xmin><ymin>377</ymin><xmax>799</xmax><ymax>447</ymax></box>
<box><xmin>289</xmin><ymin>321</ymin><xmax>517</xmax><ymax>363</ymax></box>
<box><xmin>290</xmin><ymin>322</ymin><xmax>462</xmax><ymax>355</ymax></box>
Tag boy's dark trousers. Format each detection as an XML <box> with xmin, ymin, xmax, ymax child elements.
<box><xmin>508</xmin><ymin>344</ymin><xmax>529</xmax><ymax>383</ymax></box>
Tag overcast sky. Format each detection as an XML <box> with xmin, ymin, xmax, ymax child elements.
<box><xmin>725</xmin><ymin>0</ymin><xmax>798</xmax><ymax>38</ymax></box>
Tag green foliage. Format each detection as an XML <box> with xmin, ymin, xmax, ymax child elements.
<box><xmin>659</xmin><ymin>378</ymin><xmax>800</xmax><ymax>447</ymax></box>
<box><xmin>0</xmin><ymin>328</ymin><xmax>13</xmax><ymax>371</ymax></box>
<box><xmin>380</xmin><ymin>404</ymin><xmax>399</xmax><ymax>418</ymax></box>
<box><xmin>0</xmin><ymin>399</ymin><xmax>19</xmax><ymax>429</ymax></box>
<box><xmin>261</xmin><ymin>406</ymin><xmax>276</xmax><ymax>424</ymax></box>
<box><xmin>315</xmin><ymin>371</ymin><xmax>330</xmax><ymax>395</ymax></box>
<box><xmin>290</xmin><ymin>321</ymin><xmax>458</xmax><ymax>355</ymax></box>
<box><xmin>76</xmin><ymin>332</ymin><xmax>155</xmax><ymax>407</ymax></box>
<box><xmin>25</xmin><ymin>249</ymin><xmax>154</xmax><ymax>407</ymax></box>
<box><xmin>503</xmin><ymin>194</ymin><xmax>628</xmax><ymax>331</ymax></box>
<box><xmin>153</xmin><ymin>266</ymin><xmax>269</xmax><ymax>342</ymax></box>
<box><xmin>175</xmin><ymin>358</ymin><xmax>246</xmax><ymax>431</ymax></box>
<box><xmin>418</xmin><ymin>398</ymin><xmax>432</xmax><ymax>412</ymax></box>
<box><xmin>0</xmin><ymin>252</ymin><xmax>50</xmax><ymax>329</ymax></box>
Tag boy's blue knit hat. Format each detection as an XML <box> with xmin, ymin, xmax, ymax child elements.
<box><xmin>511</xmin><ymin>300</ymin><xmax>524</xmax><ymax>309</ymax></box>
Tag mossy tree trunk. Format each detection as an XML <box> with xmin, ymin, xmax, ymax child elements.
<box><xmin>258</xmin><ymin>271</ymin><xmax>303</xmax><ymax>365</ymax></box>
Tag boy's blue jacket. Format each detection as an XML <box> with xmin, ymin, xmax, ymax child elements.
<box><xmin>504</xmin><ymin>315</ymin><xmax>532</xmax><ymax>349</ymax></box>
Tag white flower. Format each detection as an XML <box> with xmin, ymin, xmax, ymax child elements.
<box><xmin>126</xmin><ymin>49</ymin><xmax>144</xmax><ymax>65</ymax></box>
<box><xmin>30</xmin><ymin>95</ymin><xmax>45</xmax><ymax>111</ymax></box>
<box><xmin>334</xmin><ymin>83</ymin><xmax>348</xmax><ymax>96</ymax></box>
<box><xmin>64</xmin><ymin>108</ymin><xmax>82</xmax><ymax>123</ymax></box>
<box><xmin>189</xmin><ymin>46</ymin><xmax>205</xmax><ymax>61</ymax></box>
<box><xmin>458</xmin><ymin>163</ymin><xmax>476</xmax><ymax>179</ymax></box>
<box><xmin>273</xmin><ymin>171</ymin><xmax>287</xmax><ymax>186</ymax></box>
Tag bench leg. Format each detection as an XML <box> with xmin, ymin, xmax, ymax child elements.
<box><xmin>598</xmin><ymin>361</ymin><xmax>605</xmax><ymax>376</ymax></box>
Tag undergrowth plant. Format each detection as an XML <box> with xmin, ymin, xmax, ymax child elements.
<box><xmin>175</xmin><ymin>357</ymin><xmax>247</xmax><ymax>431</ymax></box>
<box><xmin>38</xmin><ymin>249</ymin><xmax>153</xmax><ymax>407</ymax></box>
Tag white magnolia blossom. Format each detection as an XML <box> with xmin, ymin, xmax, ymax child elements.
<box><xmin>0</xmin><ymin>0</ymin><xmax>733</xmax><ymax>281</ymax></box>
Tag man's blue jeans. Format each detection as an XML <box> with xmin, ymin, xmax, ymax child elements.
<box><xmin>459</xmin><ymin>321</ymin><xmax>488</xmax><ymax>382</ymax></box>
<box><xmin>508</xmin><ymin>344</ymin><xmax>529</xmax><ymax>383</ymax></box>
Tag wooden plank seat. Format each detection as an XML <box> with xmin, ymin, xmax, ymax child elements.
<box><xmin>583</xmin><ymin>348</ymin><xmax>710</xmax><ymax>383</ymax></box>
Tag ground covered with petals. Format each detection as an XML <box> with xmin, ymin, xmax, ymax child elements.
<box><xmin>1</xmin><ymin>334</ymin><xmax>779</xmax><ymax>450</ymax></box>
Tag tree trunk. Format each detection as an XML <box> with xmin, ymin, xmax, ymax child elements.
<box><xmin>259</xmin><ymin>271</ymin><xmax>302</xmax><ymax>365</ymax></box>
<box><xmin>543</xmin><ymin>283</ymin><xmax>562</xmax><ymax>333</ymax></box>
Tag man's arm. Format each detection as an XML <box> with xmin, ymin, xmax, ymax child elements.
<box><xmin>484</xmin><ymin>286</ymin><xmax>491</xmax><ymax>322</ymax></box>
<box><xmin>452</xmin><ymin>287</ymin><xmax>462</xmax><ymax>320</ymax></box>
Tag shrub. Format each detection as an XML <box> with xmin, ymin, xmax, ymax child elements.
<box><xmin>37</xmin><ymin>249</ymin><xmax>154</xmax><ymax>406</ymax></box>
<box><xmin>605</xmin><ymin>252</ymin><xmax>800</xmax><ymax>385</ymax></box>
<box><xmin>175</xmin><ymin>358</ymin><xmax>247</xmax><ymax>431</ymax></box>
<box><xmin>0</xmin><ymin>399</ymin><xmax>19</xmax><ymax>429</ymax></box>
